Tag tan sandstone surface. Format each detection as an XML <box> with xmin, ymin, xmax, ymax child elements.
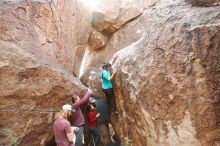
<box><xmin>111</xmin><ymin>0</ymin><xmax>220</xmax><ymax>145</ymax></box>
<box><xmin>0</xmin><ymin>0</ymin><xmax>88</xmax><ymax>145</ymax></box>
<box><xmin>1</xmin><ymin>0</ymin><xmax>220</xmax><ymax>146</ymax></box>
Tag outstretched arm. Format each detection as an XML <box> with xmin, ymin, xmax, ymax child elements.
<box><xmin>108</xmin><ymin>72</ymin><xmax>115</xmax><ymax>81</ymax></box>
<box><xmin>102</xmin><ymin>71</ymin><xmax>115</xmax><ymax>81</ymax></box>
<box><xmin>74</xmin><ymin>89</ymin><xmax>92</xmax><ymax>108</ymax></box>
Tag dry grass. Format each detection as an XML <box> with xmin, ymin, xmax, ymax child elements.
<box><xmin>121</xmin><ymin>137</ymin><xmax>132</xmax><ymax>146</ymax></box>
<box><xmin>2</xmin><ymin>118</ymin><xmax>33</xmax><ymax>146</ymax></box>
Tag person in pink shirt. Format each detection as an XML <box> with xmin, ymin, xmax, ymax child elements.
<box><xmin>70</xmin><ymin>88</ymin><xmax>92</xmax><ymax>146</ymax></box>
<box><xmin>53</xmin><ymin>104</ymin><xmax>78</xmax><ymax>146</ymax></box>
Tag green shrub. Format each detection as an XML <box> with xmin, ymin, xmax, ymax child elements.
<box><xmin>2</xmin><ymin>118</ymin><xmax>33</xmax><ymax>146</ymax></box>
<box><xmin>121</xmin><ymin>137</ymin><xmax>132</xmax><ymax>146</ymax></box>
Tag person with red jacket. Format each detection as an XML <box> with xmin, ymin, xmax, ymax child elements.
<box><xmin>70</xmin><ymin>89</ymin><xmax>92</xmax><ymax>146</ymax></box>
<box><xmin>87</xmin><ymin>103</ymin><xmax>100</xmax><ymax>146</ymax></box>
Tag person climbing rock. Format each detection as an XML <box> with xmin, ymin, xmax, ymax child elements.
<box><xmin>53</xmin><ymin>104</ymin><xmax>78</xmax><ymax>146</ymax></box>
<box><xmin>87</xmin><ymin>103</ymin><xmax>100</xmax><ymax>146</ymax></box>
<box><xmin>70</xmin><ymin>88</ymin><xmax>92</xmax><ymax>146</ymax></box>
<box><xmin>100</xmin><ymin>62</ymin><xmax>117</xmax><ymax>114</ymax></box>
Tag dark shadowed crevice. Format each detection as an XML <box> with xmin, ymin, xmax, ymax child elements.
<box><xmin>45</xmin><ymin>136</ymin><xmax>56</xmax><ymax>146</ymax></box>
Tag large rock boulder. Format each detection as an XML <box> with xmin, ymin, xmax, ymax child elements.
<box><xmin>92</xmin><ymin>0</ymin><xmax>144</xmax><ymax>33</ymax></box>
<box><xmin>0</xmin><ymin>0</ymin><xmax>91</xmax><ymax>145</ymax></box>
<box><xmin>111</xmin><ymin>0</ymin><xmax>220</xmax><ymax>145</ymax></box>
<box><xmin>0</xmin><ymin>41</ymin><xmax>87</xmax><ymax>146</ymax></box>
<box><xmin>1</xmin><ymin>0</ymin><xmax>220</xmax><ymax>146</ymax></box>
<box><xmin>73</xmin><ymin>45</ymin><xmax>87</xmax><ymax>77</ymax></box>
<box><xmin>88</xmin><ymin>29</ymin><xmax>108</xmax><ymax>51</ymax></box>
<box><xmin>0</xmin><ymin>0</ymin><xmax>73</xmax><ymax>73</ymax></box>
<box><xmin>80</xmin><ymin>67</ymin><xmax>105</xmax><ymax>98</ymax></box>
<box><xmin>75</xmin><ymin>0</ymin><xmax>93</xmax><ymax>45</ymax></box>
<box><xmin>0</xmin><ymin>0</ymin><xmax>92</xmax><ymax>76</ymax></box>
<box><xmin>79</xmin><ymin>10</ymin><xmax>147</xmax><ymax>75</ymax></box>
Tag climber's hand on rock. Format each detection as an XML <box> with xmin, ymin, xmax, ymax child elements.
<box><xmin>89</xmin><ymin>97</ymin><xmax>96</xmax><ymax>103</ymax></box>
<box><xmin>111</xmin><ymin>71</ymin><xmax>116</xmax><ymax>77</ymax></box>
<box><xmin>88</xmin><ymin>88</ymin><xmax>92</xmax><ymax>94</ymax></box>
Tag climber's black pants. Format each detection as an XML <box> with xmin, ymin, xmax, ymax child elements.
<box><xmin>103</xmin><ymin>88</ymin><xmax>116</xmax><ymax>113</ymax></box>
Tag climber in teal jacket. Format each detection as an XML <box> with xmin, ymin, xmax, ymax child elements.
<box><xmin>100</xmin><ymin>62</ymin><xmax>117</xmax><ymax>114</ymax></box>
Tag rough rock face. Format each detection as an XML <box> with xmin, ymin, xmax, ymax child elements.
<box><xmin>79</xmin><ymin>8</ymin><xmax>147</xmax><ymax>76</ymax></box>
<box><xmin>77</xmin><ymin>0</ymin><xmax>150</xmax><ymax>77</ymax></box>
<box><xmin>0</xmin><ymin>0</ymin><xmax>74</xmax><ymax>73</ymax></box>
<box><xmin>0</xmin><ymin>41</ymin><xmax>87</xmax><ymax>146</ymax></box>
<box><xmin>1</xmin><ymin>0</ymin><xmax>220</xmax><ymax>146</ymax></box>
<box><xmin>72</xmin><ymin>0</ymin><xmax>93</xmax><ymax>76</ymax></box>
<box><xmin>92</xmin><ymin>0</ymin><xmax>144</xmax><ymax>32</ymax></box>
<box><xmin>97</xmin><ymin>124</ymin><xmax>111</xmax><ymax>145</ymax></box>
<box><xmin>0</xmin><ymin>0</ymin><xmax>92</xmax><ymax>76</ymax></box>
<box><xmin>144</xmin><ymin>0</ymin><xmax>158</xmax><ymax>8</ymax></box>
<box><xmin>80</xmin><ymin>67</ymin><xmax>105</xmax><ymax>98</ymax></box>
<box><xmin>75</xmin><ymin>0</ymin><xmax>92</xmax><ymax>45</ymax></box>
<box><xmin>185</xmin><ymin>0</ymin><xmax>220</xmax><ymax>7</ymax></box>
<box><xmin>88</xmin><ymin>30</ymin><xmax>108</xmax><ymax>51</ymax></box>
<box><xmin>0</xmin><ymin>0</ymin><xmax>89</xmax><ymax>145</ymax></box>
<box><xmin>111</xmin><ymin>0</ymin><xmax>220</xmax><ymax>146</ymax></box>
